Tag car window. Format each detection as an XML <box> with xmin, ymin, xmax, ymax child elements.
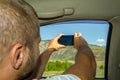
<box><xmin>39</xmin><ymin>20</ymin><xmax>110</xmax><ymax>78</ymax></box>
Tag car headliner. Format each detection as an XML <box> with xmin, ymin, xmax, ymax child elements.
<box><xmin>25</xmin><ymin>0</ymin><xmax>120</xmax><ymax>24</ymax></box>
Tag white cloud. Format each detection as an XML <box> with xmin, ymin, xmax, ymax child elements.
<box><xmin>96</xmin><ymin>38</ymin><xmax>105</xmax><ymax>43</ymax></box>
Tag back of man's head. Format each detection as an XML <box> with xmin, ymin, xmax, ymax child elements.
<box><xmin>0</xmin><ymin>0</ymin><xmax>39</xmax><ymax>79</ymax></box>
<box><xmin>0</xmin><ymin>0</ymin><xmax>39</xmax><ymax>60</ymax></box>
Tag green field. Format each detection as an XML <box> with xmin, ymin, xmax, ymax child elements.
<box><xmin>43</xmin><ymin>60</ymin><xmax>105</xmax><ymax>78</ymax></box>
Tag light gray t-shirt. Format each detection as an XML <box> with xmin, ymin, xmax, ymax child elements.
<box><xmin>33</xmin><ymin>74</ymin><xmax>80</xmax><ymax>80</ymax></box>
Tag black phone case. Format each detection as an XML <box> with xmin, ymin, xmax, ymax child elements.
<box><xmin>58</xmin><ymin>35</ymin><xmax>74</xmax><ymax>45</ymax></box>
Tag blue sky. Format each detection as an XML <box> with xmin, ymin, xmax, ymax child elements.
<box><xmin>40</xmin><ymin>20</ymin><xmax>110</xmax><ymax>46</ymax></box>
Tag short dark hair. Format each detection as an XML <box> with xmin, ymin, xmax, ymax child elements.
<box><xmin>0</xmin><ymin>1</ymin><xmax>39</xmax><ymax>60</ymax></box>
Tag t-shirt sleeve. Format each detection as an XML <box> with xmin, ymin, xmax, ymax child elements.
<box><xmin>40</xmin><ymin>74</ymin><xmax>80</xmax><ymax>80</ymax></box>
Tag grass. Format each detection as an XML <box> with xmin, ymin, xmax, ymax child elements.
<box><xmin>96</xmin><ymin>61</ymin><xmax>105</xmax><ymax>78</ymax></box>
<box><xmin>43</xmin><ymin>71</ymin><xmax>64</xmax><ymax>77</ymax></box>
<box><xmin>43</xmin><ymin>60</ymin><xmax>105</xmax><ymax>78</ymax></box>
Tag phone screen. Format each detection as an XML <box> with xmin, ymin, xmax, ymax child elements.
<box><xmin>58</xmin><ymin>35</ymin><xmax>74</xmax><ymax>45</ymax></box>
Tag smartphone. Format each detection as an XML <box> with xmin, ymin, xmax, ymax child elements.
<box><xmin>58</xmin><ymin>35</ymin><xmax>74</xmax><ymax>45</ymax></box>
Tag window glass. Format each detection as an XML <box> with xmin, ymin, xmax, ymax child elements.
<box><xmin>39</xmin><ymin>20</ymin><xmax>110</xmax><ymax>78</ymax></box>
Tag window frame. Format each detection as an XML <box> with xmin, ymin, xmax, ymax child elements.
<box><xmin>104</xmin><ymin>22</ymin><xmax>112</xmax><ymax>80</ymax></box>
<box><xmin>40</xmin><ymin>20</ymin><xmax>112</xmax><ymax>80</ymax></box>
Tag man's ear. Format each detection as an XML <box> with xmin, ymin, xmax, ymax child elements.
<box><xmin>9</xmin><ymin>43</ymin><xmax>24</xmax><ymax>70</ymax></box>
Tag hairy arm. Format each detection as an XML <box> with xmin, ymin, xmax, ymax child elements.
<box><xmin>63</xmin><ymin>33</ymin><xmax>96</xmax><ymax>80</ymax></box>
<box><xmin>24</xmin><ymin>34</ymin><xmax>66</xmax><ymax>79</ymax></box>
<box><xmin>36</xmin><ymin>34</ymin><xmax>66</xmax><ymax>78</ymax></box>
<box><xmin>35</xmin><ymin>48</ymin><xmax>55</xmax><ymax>78</ymax></box>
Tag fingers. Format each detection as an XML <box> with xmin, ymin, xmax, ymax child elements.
<box><xmin>74</xmin><ymin>32</ymin><xmax>82</xmax><ymax>38</ymax></box>
<box><xmin>55</xmin><ymin>34</ymin><xmax>64</xmax><ymax>40</ymax></box>
<box><xmin>74</xmin><ymin>32</ymin><xmax>83</xmax><ymax>49</ymax></box>
<box><xmin>78</xmin><ymin>32</ymin><xmax>82</xmax><ymax>36</ymax></box>
<box><xmin>59</xmin><ymin>44</ymin><xmax>66</xmax><ymax>48</ymax></box>
<box><xmin>48</xmin><ymin>34</ymin><xmax>66</xmax><ymax>51</ymax></box>
<box><xmin>56</xmin><ymin>44</ymin><xmax>66</xmax><ymax>50</ymax></box>
<box><xmin>74</xmin><ymin>33</ymin><xmax>77</xmax><ymax>38</ymax></box>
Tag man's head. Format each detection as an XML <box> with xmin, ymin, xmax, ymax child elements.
<box><xmin>0</xmin><ymin>0</ymin><xmax>40</xmax><ymax>80</ymax></box>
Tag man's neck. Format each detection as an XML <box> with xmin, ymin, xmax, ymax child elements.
<box><xmin>0</xmin><ymin>66</ymin><xmax>17</xmax><ymax>80</ymax></box>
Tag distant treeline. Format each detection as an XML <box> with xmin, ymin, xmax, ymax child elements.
<box><xmin>45</xmin><ymin>60</ymin><xmax>73</xmax><ymax>71</ymax></box>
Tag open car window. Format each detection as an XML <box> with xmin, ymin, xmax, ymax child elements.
<box><xmin>39</xmin><ymin>20</ymin><xmax>110</xmax><ymax>78</ymax></box>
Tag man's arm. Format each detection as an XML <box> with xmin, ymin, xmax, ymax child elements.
<box><xmin>63</xmin><ymin>33</ymin><xmax>96</xmax><ymax>80</ymax></box>
<box><xmin>26</xmin><ymin>34</ymin><xmax>66</xmax><ymax>79</ymax></box>
<box><xmin>33</xmin><ymin>48</ymin><xmax>55</xmax><ymax>79</ymax></box>
<box><xmin>36</xmin><ymin>34</ymin><xmax>66</xmax><ymax>78</ymax></box>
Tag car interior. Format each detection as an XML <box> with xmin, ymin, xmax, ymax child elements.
<box><xmin>24</xmin><ymin>0</ymin><xmax>120</xmax><ymax>80</ymax></box>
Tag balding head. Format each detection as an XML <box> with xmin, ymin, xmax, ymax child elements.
<box><xmin>0</xmin><ymin>0</ymin><xmax>40</xmax><ymax>80</ymax></box>
<box><xmin>0</xmin><ymin>0</ymin><xmax>39</xmax><ymax>60</ymax></box>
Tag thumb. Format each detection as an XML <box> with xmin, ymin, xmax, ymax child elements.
<box><xmin>56</xmin><ymin>44</ymin><xmax>66</xmax><ymax>50</ymax></box>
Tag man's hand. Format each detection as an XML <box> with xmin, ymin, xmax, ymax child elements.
<box><xmin>47</xmin><ymin>34</ymin><xmax>66</xmax><ymax>51</ymax></box>
<box><xmin>74</xmin><ymin>33</ymin><xmax>88</xmax><ymax>50</ymax></box>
